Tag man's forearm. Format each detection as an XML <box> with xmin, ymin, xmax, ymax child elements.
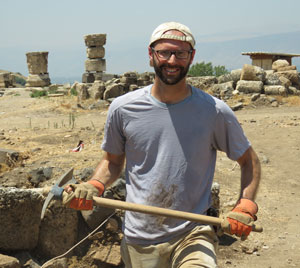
<box><xmin>90</xmin><ymin>152</ymin><xmax>125</xmax><ymax>187</ymax></box>
<box><xmin>238</xmin><ymin>147</ymin><xmax>261</xmax><ymax>200</ymax></box>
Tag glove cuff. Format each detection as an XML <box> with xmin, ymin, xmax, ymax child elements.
<box><xmin>87</xmin><ymin>180</ymin><xmax>105</xmax><ymax>196</ymax></box>
<box><xmin>234</xmin><ymin>198</ymin><xmax>258</xmax><ymax>217</ymax></box>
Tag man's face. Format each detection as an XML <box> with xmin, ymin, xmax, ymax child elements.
<box><xmin>149</xmin><ymin>31</ymin><xmax>195</xmax><ymax>85</ymax></box>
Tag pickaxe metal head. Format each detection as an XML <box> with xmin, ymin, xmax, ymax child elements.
<box><xmin>41</xmin><ymin>168</ymin><xmax>76</xmax><ymax>219</ymax></box>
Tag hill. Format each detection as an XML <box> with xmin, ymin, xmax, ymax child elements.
<box><xmin>195</xmin><ymin>30</ymin><xmax>300</xmax><ymax>70</ymax></box>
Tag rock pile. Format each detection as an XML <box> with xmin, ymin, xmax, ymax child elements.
<box><xmin>82</xmin><ymin>34</ymin><xmax>107</xmax><ymax>83</ymax></box>
<box><xmin>74</xmin><ymin>71</ymin><xmax>154</xmax><ymax>103</ymax></box>
<box><xmin>198</xmin><ymin>60</ymin><xmax>300</xmax><ymax>102</ymax></box>
<box><xmin>25</xmin><ymin>52</ymin><xmax>51</xmax><ymax>87</ymax></box>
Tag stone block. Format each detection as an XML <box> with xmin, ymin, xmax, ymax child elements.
<box><xmin>87</xmin><ymin>46</ymin><xmax>105</xmax><ymax>59</ymax></box>
<box><xmin>26</xmin><ymin>51</ymin><xmax>49</xmax><ymax>74</ymax></box>
<box><xmin>38</xmin><ymin>200</ymin><xmax>78</xmax><ymax>258</ymax></box>
<box><xmin>0</xmin><ymin>254</ymin><xmax>20</xmax><ymax>268</ymax></box>
<box><xmin>276</xmin><ymin>70</ymin><xmax>299</xmax><ymax>85</ymax></box>
<box><xmin>241</xmin><ymin>64</ymin><xmax>265</xmax><ymax>82</ymax></box>
<box><xmin>272</xmin><ymin>59</ymin><xmax>289</xmax><ymax>71</ymax></box>
<box><xmin>85</xmin><ymin>59</ymin><xmax>106</xmax><ymax>72</ymax></box>
<box><xmin>264</xmin><ymin>85</ymin><xmax>287</xmax><ymax>96</ymax></box>
<box><xmin>236</xmin><ymin>80</ymin><xmax>263</xmax><ymax>94</ymax></box>
<box><xmin>26</xmin><ymin>74</ymin><xmax>51</xmax><ymax>87</ymax></box>
<box><xmin>84</xmin><ymin>34</ymin><xmax>106</xmax><ymax>47</ymax></box>
<box><xmin>0</xmin><ymin>188</ymin><xmax>43</xmax><ymax>250</ymax></box>
<box><xmin>88</xmin><ymin>80</ymin><xmax>106</xmax><ymax>100</ymax></box>
<box><xmin>103</xmin><ymin>83</ymin><xmax>124</xmax><ymax>100</ymax></box>
<box><xmin>82</xmin><ymin>72</ymin><xmax>96</xmax><ymax>83</ymax></box>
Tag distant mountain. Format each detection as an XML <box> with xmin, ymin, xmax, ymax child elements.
<box><xmin>1</xmin><ymin>31</ymin><xmax>299</xmax><ymax>81</ymax></box>
<box><xmin>194</xmin><ymin>30</ymin><xmax>300</xmax><ymax>70</ymax></box>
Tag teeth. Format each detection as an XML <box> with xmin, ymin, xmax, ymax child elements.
<box><xmin>165</xmin><ymin>68</ymin><xmax>178</xmax><ymax>73</ymax></box>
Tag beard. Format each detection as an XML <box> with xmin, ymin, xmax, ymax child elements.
<box><xmin>153</xmin><ymin>60</ymin><xmax>191</xmax><ymax>85</ymax></box>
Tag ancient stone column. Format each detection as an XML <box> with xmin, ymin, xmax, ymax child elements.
<box><xmin>25</xmin><ymin>51</ymin><xmax>51</xmax><ymax>87</ymax></box>
<box><xmin>82</xmin><ymin>34</ymin><xmax>106</xmax><ymax>83</ymax></box>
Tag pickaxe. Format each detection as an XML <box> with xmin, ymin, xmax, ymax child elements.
<box><xmin>41</xmin><ymin>168</ymin><xmax>263</xmax><ymax>233</ymax></box>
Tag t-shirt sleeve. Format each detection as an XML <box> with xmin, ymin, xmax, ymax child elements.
<box><xmin>101</xmin><ymin>104</ymin><xmax>126</xmax><ymax>155</ymax></box>
<box><xmin>212</xmin><ymin>102</ymin><xmax>250</xmax><ymax>160</ymax></box>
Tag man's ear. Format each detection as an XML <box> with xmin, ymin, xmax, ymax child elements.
<box><xmin>189</xmin><ymin>49</ymin><xmax>196</xmax><ymax>65</ymax></box>
<box><xmin>148</xmin><ymin>46</ymin><xmax>154</xmax><ymax>67</ymax></box>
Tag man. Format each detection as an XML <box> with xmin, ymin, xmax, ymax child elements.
<box><xmin>63</xmin><ymin>22</ymin><xmax>261</xmax><ymax>267</ymax></box>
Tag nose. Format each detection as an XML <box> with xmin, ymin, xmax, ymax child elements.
<box><xmin>167</xmin><ymin>53</ymin><xmax>177</xmax><ymax>63</ymax></box>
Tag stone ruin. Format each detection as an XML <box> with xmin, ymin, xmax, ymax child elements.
<box><xmin>82</xmin><ymin>34</ymin><xmax>107</xmax><ymax>83</ymax></box>
<box><xmin>0</xmin><ymin>72</ymin><xmax>15</xmax><ymax>88</ymax></box>
<box><xmin>25</xmin><ymin>52</ymin><xmax>51</xmax><ymax>87</ymax></box>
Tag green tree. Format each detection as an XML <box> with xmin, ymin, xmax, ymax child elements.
<box><xmin>188</xmin><ymin>61</ymin><xmax>229</xmax><ymax>77</ymax></box>
<box><xmin>213</xmin><ymin>65</ymin><xmax>229</xmax><ymax>77</ymax></box>
<box><xmin>188</xmin><ymin>61</ymin><xmax>214</xmax><ymax>77</ymax></box>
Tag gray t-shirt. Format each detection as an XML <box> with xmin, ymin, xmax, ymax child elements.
<box><xmin>102</xmin><ymin>85</ymin><xmax>250</xmax><ymax>245</ymax></box>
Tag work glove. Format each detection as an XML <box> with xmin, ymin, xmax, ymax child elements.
<box><xmin>62</xmin><ymin>180</ymin><xmax>105</xmax><ymax>210</ymax></box>
<box><xmin>223</xmin><ymin>198</ymin><xmax>258</xmax><ymax>240</ymax></box>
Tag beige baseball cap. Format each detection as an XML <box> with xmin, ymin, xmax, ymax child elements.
<box><xmin>149</xmin><ymin>21</ymin><xmax>195</xmax><ymax>48</ymax></box>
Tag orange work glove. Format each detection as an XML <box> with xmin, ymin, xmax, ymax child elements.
<box><xmin>62</xmin><ymin>180</ymin><xmax>105</xmax><ymax>210</ymax></box>
<box><xmin>225</xmin><ymin>198</ymin><xmax>258</xmax><ymax>239</ymax></box>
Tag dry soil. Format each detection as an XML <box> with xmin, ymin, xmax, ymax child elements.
<box><xmin>0</xmin><ymin>88</ymin><xmax>299</xmax><ymax>268</ymax></box>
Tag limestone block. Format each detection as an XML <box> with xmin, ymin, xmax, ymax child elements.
<box><xmin>76</xmin><ymin>83</ymin><xmax>90</xmax><ymax>101</ymax></box>
<box><xmin>26</xmin><ymin>74</ymin><xmax>51</xmax><ymax>87</ymax></box>
<box><xmin>38</xmin><ymin>200</ymin><xmax>78</xmax><ymax>258</ymax></box>
<box><xmin>212</xmin><ymin>81</ymin><xmax>234</xmax><ymax>95</ymax></box>
<box><xmin>265</xmin><ymin>72</ymin><xmax>281</xmax><ymax>85</ymax></box>
<box><xmin>0</xmin><ymin>188</ymin><xmax>43</xmax><ymax>250</ymax></box>
<box><xmin>84</xmin><ymin>34</ymin><xmax>106</xmax><ymax>47</ymax></box>
<box><xmin>279</xmin><ymin>76</ymin><xmax>292</xmax><ymax>88</ymax></box>
<box><xmin>276</xmin><ymin>70</ymin><xmax>299</xmax><ymax>85</ymax></box>
<box><xmin>288</xmin><ymin>86</ymin><xmax>300</xmax><ymax>95</ymax></box>
<box><xmin>236</xmin><ymin>80</ymin><xmax>263</xmax><ymax>93</ymax></box>
<box><xmin>277</xmin><ymin>65</ymin><xmax>297</xmax><ymax>72</ymax></box>
<box><xmin>186</xmin><ymin>76</ymin><xmax>217</xmax><ymax>91</ymax></box>
<box><xmin>230</xmin><ymin>69</ymin><xmax>242</xmax><ymax>83</ymax></box>
<box><xmin>217</xmin><ymin>73</ymin><xmax>233</xmax><ymax>84</ymax></box>
<box><xmin>88</xmin><ymin>80</ymin><xmax>106</xmax><ymax>99</ymax></box>
<box><xmin>85</xmin><ymin>59</ymin><xmax>106</xmax><ymax>72</ymax></box>
<box><xmin>0</xmin><ymin>72</ymin><xmax>10</xmax><ymax>82</ymax></box>
<box><xmin>82</xmin><ymin>72</ymin><xmax>97</xmax><ymax>83</ymax></box>
<box><xmin>26</xmin><ymin>52</ymin><xmax>49</xmax><ymax>74</ymax></box>
<box><xmin>240</xmin><ymin>64</ymin><xmax>265</xmax><ymax>82</ymax></box>
<box><xmin>264</xmin><ymin>85</ymin><xmax>287</xmax><ymax>96</ymax></box>
<box><xmin>0</xmin><ymin>73</ymin><xmax>10</xmax><ymax>88</ymax></box>
<box><xmin>0</xmin><ymin>254</ymin><xmax>20</xmax><ymax>268</ymax></box>
<box><xmin>272</xmin><ymin>59</ymin><xmax>289</xmax><ymax>71</ymax></box>
<box><xmin>87</xmin><ymin>46</ymin><xmax>105</xmax><ymax>59</ymax></box>
<box><xmin>120</xmin><ymin>76</ymin><xmax>137</xmax><ymax>84</ymax></box>
<box><xmin>103</xmin><ymin>83</ymin><xmax>124</xmax><ymax>100</ymax></box>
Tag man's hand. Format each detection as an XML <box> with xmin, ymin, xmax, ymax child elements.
<box><xmin>225</xmin><ymin>198</ymin><xmax>258</xmax><ymax>239</ymax></box>
<box><xmin>62</xmin><ymin>180</ymin><xmax>105</xmax><ymax>210</ymax></box>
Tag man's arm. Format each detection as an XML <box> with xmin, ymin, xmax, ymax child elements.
<box><xmin>62</xmin><ymin>151</ymin><xmax>125</xmax><ymax>210</ymax></box>
<box><xmin>225</xmin><ymin>146</ymin><xmax>261</xmax><ymax>238</ymax></box>
<box><xmin>237</xmin><ymin>146</ymin><xmax>261</xmax><ymax>200</ymax></box>
<box><xmin>90</xmin><ymin>151</ymin><xmax>126</xmax><ymax>187</ymax></box>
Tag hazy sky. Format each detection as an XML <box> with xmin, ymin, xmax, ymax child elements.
<box><xmin>1</xmin><ymin>0</ymin><xmax>300</xmax><ymax>79</ymax></box>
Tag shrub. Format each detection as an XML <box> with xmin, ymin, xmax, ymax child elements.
<box><xmin>188</xmin><ymin>61</ymin><xmax>229</xmax><ymax>77</ymax></box>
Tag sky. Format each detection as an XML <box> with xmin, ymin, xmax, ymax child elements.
<box><xmin>1</xmin><ymin>0</ymin><xmax>300</xmax><ymax>81</ymax></box>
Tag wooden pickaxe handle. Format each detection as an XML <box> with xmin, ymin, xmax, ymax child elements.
<box><xmin>93</xmin><ymin>196</ymin><xmax>263</xmax><ymax>233</ymax></box>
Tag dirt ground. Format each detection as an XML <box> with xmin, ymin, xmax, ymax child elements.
<box><xmin>0</xmin><ymin>87</ymin><xmax>300</xmax><ymax>267</ymax></box>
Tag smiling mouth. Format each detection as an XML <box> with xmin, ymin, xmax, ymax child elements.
<box><xmin>164</xmin><ymin>67</ymin><xmax>180</xmax><ymax>74</ymax></box>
